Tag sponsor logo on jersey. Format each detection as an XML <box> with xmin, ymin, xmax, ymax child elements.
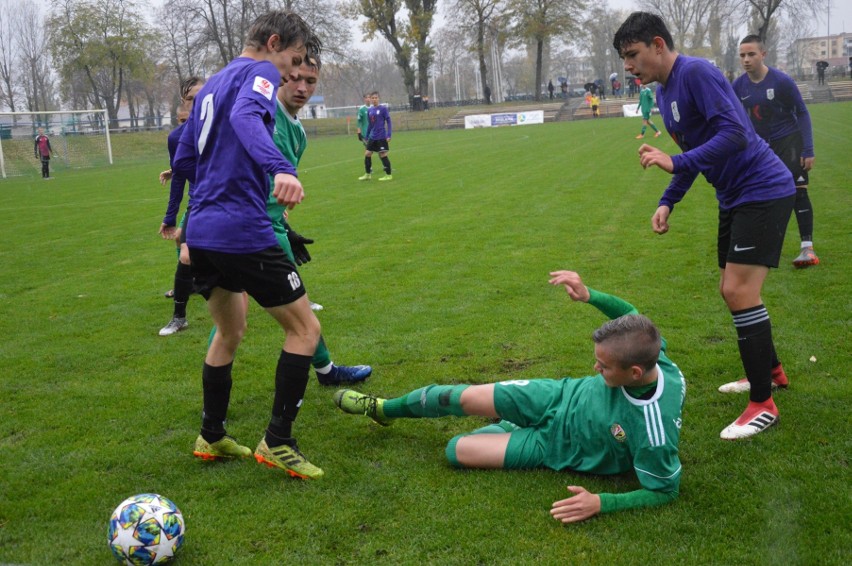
<box><xmin>253</xmin><ymin>76</ymin><xmax>274</xmax><ymax>100</ymax></box>
<box><xmin>610</xmin><ymin>423</ymin><xmax>626</xmax><ymax>442</ymax></box>
<box><xmin>766</xmin><ymin>88</ymin><xmax>774</xmax><ymax>100</ymax></box>
<box><xmin>671</xmin><ymin>101</ymin><xmax>680</xmax><ymax>122</ymax></box>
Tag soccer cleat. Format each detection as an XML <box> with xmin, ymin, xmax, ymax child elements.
<box><xmin>317</xmin><ymin>364</ymin><xmax>372</xmax><ymax>386</ymax></box>
<box><xmin>720</xmin><ymin>401</ymin><xmax>779</xmax><ymax>440</ymax></box>
<box><xmin>718</xmin><ymin>366</ymin><xmax>789</xmax><ymax>393</ymax></box>
<box><xmin>358</xmin><ymin>173</ymin><xmax>372</xmax><ymax>181</ymax></box>
<box><xmin>333</xmin><ymin>389</ymin><xmax>393</xmax><ymax>426</ymax></box>
<box><xmin>159</xmin><ymin>317</ymin><xmax>188</xmax><ymax>336</ymax></box>
<box><xmin>792</xmin><ymin>247</ymin><xmax>819</xmax><ymax>268</ymax></box>
<box><xmin>378</xmin><ymin>174</ymin><xmax>393</xmax><ymax>182</ymax></box>
<box><xmin>254</xmin><ymin>438</ymin><xmax>324</xmax><ymax>479</ymax></box>
<box><xmin>193</xmin><ymin>435</ymin><xmax>252</xmax><ymax>461</ymax></box>
<box><xmin>654</xmin><ymin>131</ymin><xmax>662</xmax><ymax>137</ymax></box>
<box><xmin>309</xmin><ymin>301</ymin><xmax>324</xmax><ymax>311</ymax></box>
<box><xmin>635</xmin><ymin>134</ymin><xmax>644</xmax><ymax>139</ymax></box>
<box><xmin>164</xmin><ymin>289</ymin><xmax>175</xmax><ymax>298</ymax></box>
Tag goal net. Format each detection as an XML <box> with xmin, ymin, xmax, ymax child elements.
<box><xmin>0</xmin><ymin>109</ymin><xmax>113</xmax><ymax>178</ymax></box>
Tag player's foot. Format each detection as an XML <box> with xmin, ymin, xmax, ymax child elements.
<box><xmin>309</xmin><ymin>301</ymin><xmax>324</xmax><ymax>312</ymax></box>
<box><xmin>333</xmin><ymin>389</ymin><xmax>393</xmax><ymax>426</ymax></box>
<box><xmin>317</xmin><ymin>364</ymin><xmax>372</xmax><ymax>386</ymax></box>
<box><xmin>164</xmin><ymin>289</ymin><xmax>175</xmax><ymax>298</ymax></box>
<box><xmin>358</xmin><ymin>173</ymin><xmax>372</xmax><ymax>181</ymax></box>
<box><xmin>635</xmin><ymin>134</ymin><xmax>644</xmax><ymax>139</ymax></box>
<box><xmin>159</xmin><ymin>317</ymin><xmax>188</xmax><ymax>336</ymax></box>
<box><xmin>720</xmin><ymin>399</ymin><xmax>779</xmax><ymax>440</ymax></box>
<box><xmin>193</xmin><ymin>435</ymin><xmax>252</xmax><ymax>461</ymax></box>
<box><xmin>254</xmin><ymin>438</ymin><xmax>324</xmax><ymax>479</ymax></box>
<box><xmin>792</xmin><ymin>247</ymin><xmax>819</xmax><ymax>268</ymax></box>
<box><xmin>718</xmin><ymin>365</ymin><xmax>789</xmax><ymax>393</ymax></box>
<box><xmin>654</xmin><ymin>131</ymin><xmax>662</xmax><ymax>137</ymax></box>
<box><xmin>378</xmin><ymin>174</ymin><xmax>393</xmax><ymax>182</ymax></box>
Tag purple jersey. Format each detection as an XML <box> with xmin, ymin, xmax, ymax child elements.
<box><xmin>366</xmin><ymin>104</ymin><xmax>392</xmax><ymax>140</ymax></box>
<box><xmin>731</xmin><ymin>67</ymin><xmax>814</xmax><ymax>157</ymax></box>
<box><xmin>163</xmin><ymin>123</ymin><xmax>187</xmax><ymax>226</ymax></box>
<box><xmin>656</xmin><ymin>56</ymin><xmax>795</xmax><ymax>211</ymax></box>
<box><xmin>173</xmin><ymin>57</ymin><xmax>297</xmax><ymax>253</ymax></box>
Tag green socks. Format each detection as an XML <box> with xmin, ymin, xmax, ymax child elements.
<box><xmin>383</xmin><ymin>384</ymin><xmax>470</xmax><ymax>418</ymax></box>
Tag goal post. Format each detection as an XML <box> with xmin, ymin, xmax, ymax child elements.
<box><xmin>0</xmin><ymin>109</ymin><xmax>113</xmax><ymax>178</ymax></box>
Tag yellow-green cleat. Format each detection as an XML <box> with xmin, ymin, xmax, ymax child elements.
<box><xmin>193</xmin><ymin>435</ymin><xmax>252</xmax><ymax>461</ymax></box>
<box><xmin>377</xmin><ymin>174</ymin><xmax>393</xmax><ymax>182</ymax></box>
<box><xmin>333</xmin><ymin>389</ymin><xmax>393</xmax><ymax>426</ymax></box>
<box><xmin>358</xmin><ymin>173</ymin><xmax>372</xmax><ymax>181</ymax></box>
<box><xmin>254</xmin><ymin>438</ymin><xmax>324</xmax><ymax>480</ymax></box>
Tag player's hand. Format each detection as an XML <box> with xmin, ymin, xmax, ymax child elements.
<box><xmin>357</xmin><ymin>133</ymin><xmax>363</xmax><ymax>142</ymax></box>
<box><xmin>652</xmin><ymin>205</ymin><xmax>671</xmax><ymax>234</ymax></box>
<box><xmin>159</xmin><ymin>223</ymin><xmax>178</xmax><ymax>240</ymax></box>
<box><xmin>272</xmin><ymin>173</ymin><xmax>304</xmax><ymax>209</ymax></box>
<box><xmin>638</xmin><ymin>144</ymin><xmax>674</xmax><ymax>173</ymax></box>
<box><xmin>287</xmin><ymin>229</ymin><xmax>314</xmax><ymax>265</ymax></box>
<box><xmin>801</xmin><ymin>156</ymin><xmax>814</xmax><ymax>171</ymax></box>
<box><xmin>550</xmin><ymin>486</ymin><xmax>601</xmax><ymax>524</ymax></box>
<box><xmin>548</xmin><ymin>271</ymin><xmax>590</xmax><ymax>303</ymax></box>
<box><xmin>159</xmin><ymin>169</ymin><xmax>172</xmax><ymax>186</ymax></box>
<box><xmin>179</xmin><ymin>243</ymin><xmax>190</xmax><ymax>265</ymax></box>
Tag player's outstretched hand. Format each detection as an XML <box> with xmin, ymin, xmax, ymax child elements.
<box><xmin>357</xmin><ymin>133</ymin><xmax>363</xmax><ymax>142</ymax></box>
<box><xmin>159</xmin><ymin>169</ymin><xmax>172</xmax><ymax>186</ymax></box>
<box><xmin>638</xmin><ymin>144</ymin><xmax>674</xmax><ymax>173</ymax></box>
<box><xmin>550</xmin><ymin>485</ymin><xmax>601</xmax><ymax>524</ymax></box>
<box><xmin>548</xmin><ymin>271</ymin><xmax>590</xmax><ymax>303</ymax></box>
<box><xmin>273</xmin><ymin>173</ymin><xmax>304</xmax><ymax>209</ymax></box>
<box><xmin>287</xmin><ymin>229</ymin><xmax>314</xmax><ymax>265</ymax></box>
<box><xmin>652</xmin><ymin>205</ymin><xmax>671</xmax><ymax>235</ymax></box>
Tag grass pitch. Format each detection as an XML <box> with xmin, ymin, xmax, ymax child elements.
<box><xmin>0</xmin><ymin>103</ymin><xmax>850</xmax><ymax>565</ymax></box>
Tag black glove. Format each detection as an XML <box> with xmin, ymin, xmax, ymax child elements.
<box><xmin>357</xmin><ymin>133</ymin><xmax>364</xmax><ymax>142</ymax></box>
<box><xmin>287</xmin><ymin>228</ymin><xmax>313</xmax><ymax>265</ymax></box>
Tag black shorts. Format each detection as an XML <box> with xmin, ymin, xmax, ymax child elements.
<box><xmin>189</xmin><ymin>246</ymin><xmax>306</xmax><ymax>308</ymax></box>
<box><xmin>366</xmin><ymin>139</ymin><xmax>389</xmax><ymax>153</ymax></box>
<box><xmin>717</xmin><ymin>195</ymin><xmax>795</xmax><ymax>269</ymax></box>
<box><xmin>769</xmin><ymin>132</ymin><xmax>808</xmax><ymax>187</ymax></box>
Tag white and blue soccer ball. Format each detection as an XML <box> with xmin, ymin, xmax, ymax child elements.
<box><xmin>108</xmin><ymin>493</ymin><xmax>185</xmax><ymax>565</ymax></box>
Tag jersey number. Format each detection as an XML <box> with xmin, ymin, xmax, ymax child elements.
<box><xmin>197</xmin><ymin>93</ymin><xmax>214</xmax><ymax>154</ymax></box>
<box><xmin>288</xmin><ymin>272</ymin><xmax>302</xmax><ymax>291</ymax></box>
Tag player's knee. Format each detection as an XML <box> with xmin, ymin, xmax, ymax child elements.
<box><xmin>445</xmin><ymin>434</ymin><xmax>467</xmax><ymax>468</ymax></box>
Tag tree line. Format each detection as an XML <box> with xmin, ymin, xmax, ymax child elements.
<box><xmin>0</xmin><ymin>0</ymin><xmax>822</xmax><ymax>127</ymax></box>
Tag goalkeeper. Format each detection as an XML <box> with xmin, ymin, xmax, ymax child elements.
<box><xmin>335</xmin><ymin>271</ymin><xmax>685</xmax><ymax>523</ymax></box>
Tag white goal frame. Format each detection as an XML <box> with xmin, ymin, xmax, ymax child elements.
<box><xmin>0</xmin><ymin>109</ymin><xmax>113</xmax><ymax>178</ymax></box>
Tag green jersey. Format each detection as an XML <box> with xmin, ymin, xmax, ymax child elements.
<box><xmin>495</xmin><ymin>289</ymin><xmax>685</xmax><ymax>513</ymax></box>
<box><xmin>357</xmin><ymin>104</ymin><xmax>369</xmax><ymax>135</ymax></box>
<box><xmin>639</xmin><ymin>86</ymin><xmax>655</xmax><ymax>116</ymax></box>
<box><xmin>267</xmin><ymin>100</ymin><xmax>307</xmax><ymax>259</ymax></box>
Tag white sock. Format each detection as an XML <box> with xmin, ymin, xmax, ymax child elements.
<box><xmin>801</xmin><ymin>241</ymin><xmax>813</xmax><ymax>249</ymax></box>
<box><xmin>315</xmin><ymin>362</ymin><xmax>333</xmax><ymax>375</ymax></box>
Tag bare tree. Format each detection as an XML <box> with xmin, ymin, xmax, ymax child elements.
<box><xmin>453</xmin><ymin>0</ymin><xmax>505</xmax><ymax>103</ymax></box>
<box><xmin>17</xmin><ymin>3</ymin><xmax>56</xmax><ymax>114</ymax></box>
<box><xmin>509</xmin><ymin>0</ymin><xmax>585</xmax><ymax>101</ymax></box>
<box><xmin>0</xmin><ymin>0</ymin><xmax>20</xmax><ymax>112</ymax></box>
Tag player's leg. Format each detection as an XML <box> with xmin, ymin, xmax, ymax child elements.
<box><xmin>792</xmin><ymin>184</ymin><xmax>818</xmax><ymax>267</ymax></box>
<box><xmin>637</xmin><ymin>118</ymin><xmax>648</xmax><ymax>138</ymax></box>
<box><xmin>717</xmin><ymin>196</ymin><xmax>793</xmax><ymax>440</ymax></box>
<box><xmin>160</xmin><ymin>240</ymin><xmax>193</xmax><ymax>336</ymax></box>
<box><xmin>649</xmin><ymin>118</ymin><xmax>660</xmax><ymax>135</ymax></box>
<box><xmin>378</xmin><ymin>143</ymin><xmax>392</xmax><ymax>181</ymax></box>
<box><xmin>450</xmin><ymin>433</ymin><xmax>511</xmax><ymax>468</ymax></box>
<box><xmin>360</xmin><ymin>148</ymin><xmax>373</xmax><ymax>180</ymax></box>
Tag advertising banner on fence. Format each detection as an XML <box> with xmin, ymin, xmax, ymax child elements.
<box><xmin>464</xmin><ymin>110</ymin><xmax>545</xmax><ymax>129</ymax></box>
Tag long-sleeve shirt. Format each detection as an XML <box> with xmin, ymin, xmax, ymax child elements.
<box><xmin>366</xmin><ymin>104</ymin><xmax>392</xmax><ymax>140</ymax></box>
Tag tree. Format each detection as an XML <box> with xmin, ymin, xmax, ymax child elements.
<box><xmin>509</xmin><ymin>0</ymin><xmax>585</xmax><ymax>101</ymax></box>
<box><xmin>48</xmin><ymin>0</ymin><xmax>155</xmax><ymax>126</ymax></box>
<box><xmin>453</xmin><ymin>0</ymin><xmax>505</xmax><ymax>104</ymax></box>
<box><xmin>0</xmin><ymin>0</ymin><xmax>20</xmax><ymax>112</ymax></box>
<box><xmin>17</xmin><ymin>3</ymin><xmax>56</xmax><ymax>114</ymax></box>
<box><xmin>406</xmin><ymin>0</ymin><xmax>437</xmax><ymax>102</ymax></box>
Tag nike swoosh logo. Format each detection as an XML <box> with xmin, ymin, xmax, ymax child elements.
<box><xmin>740</xmin><ymin>95</ymin><xmax>750</xmax><ymax>100</ymax></box>
<box><xmin>734</xmin><ymin>245</ymin><xmax>756</xmax><ymax>252</ymax></box>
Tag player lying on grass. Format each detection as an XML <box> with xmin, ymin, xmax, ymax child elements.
<box><xmin>335</xmin><ymin>271</ymin><xmax>686</xmax><ymax>523</ymax></box>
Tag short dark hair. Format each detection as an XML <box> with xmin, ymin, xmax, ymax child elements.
<box><xmin>613</xmin><ymin>12</ymin><xmax>674</xmax><ymax>56</ymax></box>
<box><xmin>593</xmin><ymin>314</ymin><xmax>661</xmax><ymax>372</ymax></box>
<box><xmin>370</xmin><ymin>91</ymin><xmax>379</xmax><ymax>97</ymax></box>
<box><xmin>306</xmin><ymin>38</ymin><xmax>322</xmax><ymax>71</ymax></box>
<box><xmin>245</xmin><ymin>10</ymin><xmax>313</xmax><ymax>53</ymax></box>
<box><xmin>740</xmin><ymin>34</ymin><xmax>764</xmax><ymax>48</ymax></box>
<box><xmin>179</xmin><ymin>76</ymin><xmax>204</xmax><ymax>100</ymax></box>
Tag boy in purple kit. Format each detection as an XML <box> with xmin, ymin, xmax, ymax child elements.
<box><xmin>613</xmin><ymin>12</ymin><xmax>795</xmax><ymax>441</ymax></box>
<box><xmin>173</xmin><ymin>11</ymin><xmax>325</xmax><ymax>479</ymax></box>
<box><xmin>358</xmin><ymin>91</ymin><xmax>393</xmax><ymax>182</ymax></box>
<box><xmin>732</xmin><ymin>35</ymin><xmax>819</xmax><ymax>268</ymax></box>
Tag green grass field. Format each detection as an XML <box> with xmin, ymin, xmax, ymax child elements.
<box><xmin>1</xmin><ymin>103</ymin><xmax>850</xmax><ymax>565</ymax></box>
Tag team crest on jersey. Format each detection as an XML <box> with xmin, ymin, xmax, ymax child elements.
<box><xmin>253</xmin><ymin>76</ymin><xmax>274</xmax><ymax>100</ymax></box>
<box><xmin>766</xmin><ymin>88</ymin><xmax>775</xmax><ymax>100</ymax></box>
<box><xmin>610</xmin><ymin>423</ymin><xmax>626</xmax><ymax>442</ymax></box>
<box><xmin>670</xmin><ymin>101</ymin><xmax>680</xmax><ymax>122</ymax></box>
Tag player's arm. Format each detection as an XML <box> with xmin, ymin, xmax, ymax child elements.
<box><xmin>783</xmin><ymin>76</ymin><xmax>815</xmax><ymax>166</ymax></box>
<box><xmin>548</xmin><ymin>271</ymin><xmax>638</xmax><ymax>319</ymax></box>
<box><xmin>550</xmin><ymin>485</ymin><xmax>677</xmax><ymax>524</ymax></box>
<box><xmin>384</xmin><ymin>108</ymin><xmax>392</xmax><ymax>140</ymax></box>
<box><xmin>173</xmin><ymin>119</ymin><xmax>197</xmax><ymax>184</ymax></box>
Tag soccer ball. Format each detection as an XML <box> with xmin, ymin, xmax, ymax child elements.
<box><xmin>107</xmin><ymin>493</ymin><xmax>185</xmax><ymax>565</ymax></box>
